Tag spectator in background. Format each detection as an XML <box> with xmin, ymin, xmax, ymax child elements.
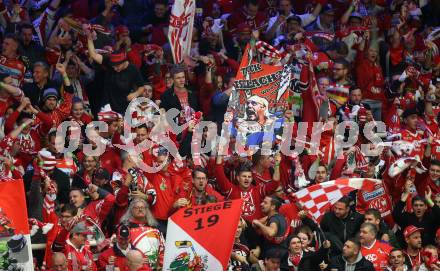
<box><xmin>0</xmin><ymin>34</ymin><xmax>26</xmax><ymax>87</ymax></box>
<box><xmin>19</xmin><ymin>23</ymin><xmax>45</xmax><ymax>68</ymax></box>
<box><xmin>387</xmin><ymin>248</ymin><xmax>412</xmax><ymax>271</ymax></box>
<box><xmin>359</xmin><ymin>222</ymin><xmax>392</xmax><ymax>271</ymax></box>
<box><xmin>327</xmin><ymin>238</ymin><xmax>375</xmax><ymax>271</ymax></box>
<box><xmin>23</xmin><ymin>61</ymin><xmax>55</xmax><ymax>106</ymax></box>
<box><xmin>393</xmin><ymin>180</ymin><xmax>440</xmax><ymax>246</ymax></box>
<box><xmin>51</xmin><ymin>252</ymin><xmax>68</xmax><ymax>271</ymax></box>
<box><xmin>403</xmin><ymin>225</ymin><xmax>423</xmax><ymax>269</ymax></box>
<box><xmin>85</xmin><ymin>26</ymin><xmax>145</xmax><ymax>114</ymax></box>
<box><xmin>125</xmin><ymin>249</ymin><xmax>152</xmax><ymax>271</ymax></box>
<box><xmin>63</xmin><ymin>222</ymin><xmax>97</xmax><ymax>271</ymax></box>
<box><xmin>97</xmin><ymin>224</ymin><xmax>132</xmax><ymax>271</ymax></box>
<box><xmin>320</xmin><ymin>196</ymin><xmax>364</xmax><ymax>256</ymax></box>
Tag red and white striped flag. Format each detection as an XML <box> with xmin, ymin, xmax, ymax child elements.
<box><xmin>294</xmin><ymin>178</ymin><xmax>381</xmax><ymax>222</ymax></box>
<box><xmin>168</xmin><ymin>0</ymin><xmax>196</xmax><ymax>64</ymax></box>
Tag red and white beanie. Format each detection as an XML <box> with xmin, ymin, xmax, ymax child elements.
<box><xmin>98</xmin><ymin>110</ymin><xmax>122</xmax><ymax>123</ymax></box>
<box><xmin>39</xmin><ymin>150</ymin><xmax>57</xmax><ymax>172</ymax></box>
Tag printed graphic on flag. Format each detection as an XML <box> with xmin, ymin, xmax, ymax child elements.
<box><xmin>294</xmin><ymin>178</ymin><xmax>381</xmax><ymax>222</ymax></box>
<box><xmin>168</xmin><ymin>0</ymin><xmax>196</xmax><ymax>63</ymax></box>
<box><xmin>0</xmin><ymin>179</ymin><xmax>33</xmax><ymax>270</ymax></box>
<box><xmin>163</xmin><ymin>200</ymin><xmax>242</xmax><ymax>271</ymax></box>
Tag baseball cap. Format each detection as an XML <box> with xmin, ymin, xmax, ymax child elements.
<box><xmin>436</xmin><ymin>228</ymin><xmax>440</xmax><ymax>238</ymax></box>
<box><xmin>42</xmin><ymin>88</ymin><xmax>59</xmax><ymax>101</ymax></box>
<box><xmin>71</xmin><ymin>222</ymin><xmax>93</xmax><ymax>235</ymax></box>
<box><xmin>109</xmin><ymin>50</ymin><xmax>127</xmax><ymax>66</ymax></box>
<box><xmin>404</xmin><ymin>225</ymin><xmax>423</xmax><ymax>238</ymax></box>
<box><xmin>94</xmin><ymin>167</ymin><xmax>110</xmax><ymax>180</ymax></box>
<box><xmin>321</xmin><ymin>3</ymin><xmax>336</xmax><ymax>15</ymax></box>
<box><xmin>117</xmin><ymin>224</ymin><xmax>130</xmax><ymax>239</ymax></box>
<box><xmin>236</xmin><ymin>23</ymin><xmax>252</xmax><ymax>34</ymax></box>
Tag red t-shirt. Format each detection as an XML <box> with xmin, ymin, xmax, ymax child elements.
<box><xmin>361</xmin><ymin>240</ymin><xmax>392</xmax><ymax>271</ymax></box>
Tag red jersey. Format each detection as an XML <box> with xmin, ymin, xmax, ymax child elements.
<box><xmin>361</xmin><ymin>240</ymin><xmax>392</xmax><ymax>271</ymax></box>
<box><xmin>214</xmin><ymin>163</ymin><xmax>279</xmax><ymax>221</ymax></box>
<box><xmin>146</xmin><ymin>171</ymin><xmax>181</xmax><ymax>220</ymax></box>
<box><xmin>83</xmin><ymin>190</ymin><xmax>115</xmax><ymax>227</ymax></box>
<box><xmin>0</xmin><ymin>55</ymin><xmax>25</xmax><ymax>87</ymax></box>
<box><xmin>356</xmin><ymin>182</ymin><xmax>394</xmax><ymax>226</ymax></box>
<box><xmin>251</xmin><ymin>168</ymin><xmax>272</xmax><ymax>186</ymax></box>
<box><xmin>355</xmin><ymin>52</ymin><xmax>386</xmax><ymax>102</ymax></box>
<box><xmin>64</xmin><ymin>239</ymin><xmax>97</xmax><ymax>271</ymax></box>
<box><xmin>279</xmin><ymin>202</ymin><xmax>302</xmax><ymax>231</ymax></box>
<box><xmin>97</xmin><ymin>244</ymin><xmax>129</xmax><ymax>271</ymax></box>
<box><xmin>0</xmin><ymin>87</ymin><xmax>23</xmax><ymax>116</ymax></box>
<box><xmin>400</xmin><ymin>128</ymin><xmax>425</xmax><ymax>158</ymax></box>
<box><xmin>177</xmin><ymin>185</ymin><xmax>224</xmax><ymax>207</ymax></box>
<box><xmin>430</xmin><ymin>133</ymin><xmax>440</xmax><ymax>161</ymax></box>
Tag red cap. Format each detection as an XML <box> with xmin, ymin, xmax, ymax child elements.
<box><xmin>236</xmin><ymin>23</ymin><xmax>252</xmax><ymax>34</ymax></box>
<box><xmin>115</xmin><ymin>25</ymin><xmax>129</xmax><ymax>36</ymax></box>
<box><xmin>98</xmin><ymin>111</ymin><xmax>121</xmax><ymax>123</ymax></box>
<box><xmin>436</xmin><ymin>228</ymin><xmax>440</xmax><ymax>238</ymax></box>
<box><xmin>109</xmin><ymin>50</ymin><xmax>127</xmax><ymax>66</ymax></box>
<box><xmin>404</xmin><ymin>225</ymin><xmax>424</xmax><ymax>238</ymax></box>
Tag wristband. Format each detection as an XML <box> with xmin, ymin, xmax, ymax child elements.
<box><xmin>0</xmin><ymin>82</ymin><xmax>4</xmax><ymax>88</ymax></box>
<box><xmin>10</xmin><ymin>165</ymin><xmax>15</xmax><ymax>171</ymax></box>
<box><xmin>63</xmin><ymin>74</ymin><xmax>69</xmax><ymax>80</ymax></box>
<box><xmin>21</xmin><ymin>123</ymin><xmax>27</xmax><ymax>129</ymax></box>
<box><xmin>427</xmin><ymin>198</ymin><xmax>434</xmax><ymax>206</ymax></box>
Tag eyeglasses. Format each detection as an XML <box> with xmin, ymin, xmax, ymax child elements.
<box><xmin>194</xmin><ymin>177</ymin><xmax>207</xmax><ymax>181</ymax></box>
<box><xmin>133</xmin><ymin>206</ymin><xmax>146</xmax><ymax>211</ymax></box>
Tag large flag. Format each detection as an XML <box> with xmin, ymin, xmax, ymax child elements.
<box><xmin>168</xmin><ymin>0</ymin><xmax>196</xmax><ymax>64</ymax></box>
<box><xmin>0</xmin><ymin>179</ymin><xmax>33</xmax><ymax>270</ymax></box>
<box><xmin>163</xmin><ymin>200</ymin><xmax>242</xmax><ymax>271</ymax></box>
<box><xmin>229</xmin><ymin>42</ymin><xmax>292</xmax><ymax>119</ymax></box>
<box><xmin>294</xmin><ymin>178</ymin><xmax>381</xmax><ymax>222</ymax></box>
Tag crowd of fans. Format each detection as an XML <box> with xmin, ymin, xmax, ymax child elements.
<box><xmin>0</xmin><ymin>0</ymin><xmax>440</xmax><ymax>270</ymax></box>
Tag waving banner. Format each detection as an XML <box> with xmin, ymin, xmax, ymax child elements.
<box><xmin>163</xmin><ymin>200</ymin><xmax>242</xmax><ymax>271</ymax></box>
<box><xmin>168</xmin><ymin>0</ymin><xmax>196</xmax><ymax>64</ymax></box>
<box><xmin>226</xmin><ymin>42</ymin><xmax>303</xmax><ymax>147</ymax></box>
<box><xmin>0</xmin><ymin>179</ymin><xmax>33</xmax><ymax>270</ymax></box>
<box><xmin>295</xmin><ymin>178</ymin><xmax>382</xmax><ymax>222</ymax></box>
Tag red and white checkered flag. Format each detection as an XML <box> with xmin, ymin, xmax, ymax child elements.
<box><xmin>294</xmin><ymin>178</ymin><xmax>381</xmax><ymax>222</ymax></box>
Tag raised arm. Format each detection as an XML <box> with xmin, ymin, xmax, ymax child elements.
<box><xmin>84</xmin><ymin>25</ymin><xmax>103</xmax><ymax>65</ymax></box>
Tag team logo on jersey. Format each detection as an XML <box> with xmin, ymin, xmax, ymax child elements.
<box><xmin>169</xmin><ymin>241</ymin><xmax>208</xmax><ymax>271</ymax></box>
<box><xmin>241</xmin><ymin>191</ymin><xmax>256</xmax><ymax>216</ymax></box>
<box><xmin>365</xmin><ymin>253</ymin><xmax>377</xmax><ymax>262</ymax></box>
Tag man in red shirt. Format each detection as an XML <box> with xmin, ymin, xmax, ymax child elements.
<box><xmin>0</xmin><ymin>72</ymin><xmax>24</xmax><ymax>116</ymax></box>
<box><xmin>403</xmin><ymin>225</ymin><xmax>424</xmax><ymax>269</ymax></box>
<box><xmin>63</xmin><ymin>221</ymin><xmax>97</xmax><ymax>271</ymax></box>
<box><xmin>416</xmin><ymin>160</ymin><xmax>440</xmax><ymax>196</ymax></box>
<box><xmin>227</xmin><ymin>0</ymin><xmax>267</xmax><ymax>31</ymax></box>
<box><xmin>0</xmin><ymin>34</ymin><xmax>25</xmax><ymax>87</ymax></box>
<box><xmin>145</xmin><ymin>148</ymin><xmax>182</xmax><ymax>234</ymax></box>
<box><xmin>175</xmin><ymin>166</ymin><xmax>223</xmax><ymax>207</ymax></box>
<box><xmin>124</xmin><ymin>250</ymin><xmax>152</xmax><ymax>271</ymax></box>
<box><xmin>398</xmin><ymin>108</ymin><xmax>426</xmax><ymax>159</ymax></box>
<box><xmin>215</xmin><ymin>154</ymin><xmax>281</xmax><ymax>221</ymax></box>
<box><xmin>97</xmin><ymin>224</ymin><xmax>131</xmax><ymax>271</ymax></box>
<box><xmin>360</xmin><ymin>222</ymin><xmax>392</xmax><ymax>271</ymax></box>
